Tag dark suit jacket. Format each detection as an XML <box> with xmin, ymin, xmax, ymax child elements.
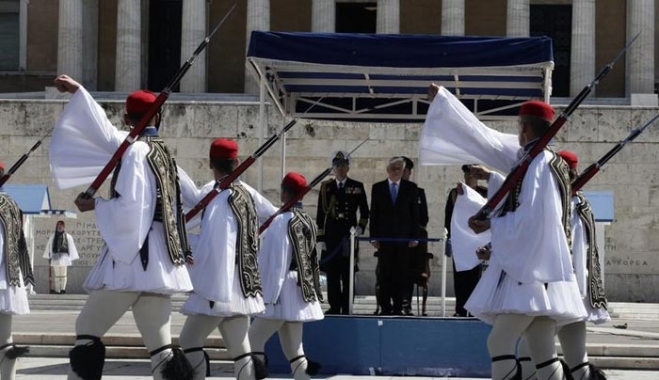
<box><xmin>418</xmin><ymin>187</ymin><xmax>429</xmax><ymax>228</ymax></box>
<box><xmin>369</xmin><ymin>179</ymin><xmax>420</xmax><ymax>245</ymax></box>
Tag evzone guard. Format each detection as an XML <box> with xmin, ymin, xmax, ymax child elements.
<box><xmin>249</xmin><ymin>172</ymin><xmax>324</xmax><ymax>380</ymax></box>
<box><xmin>177</xmin><ymin>138</ymin><xmax>277</xmax><ymax>380</ymax></box>
<box><xmin>50</xmin><ymin>75</ymin><xmax>194</xmax><ymax>380</ymax></box>
<box><xmin>0</xmin><ymin>161</ymin><xmax>35</xmax><ymax>380</ymax></box>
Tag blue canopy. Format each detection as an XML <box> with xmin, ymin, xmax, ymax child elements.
<box><xmin>247</xmin><ymin>32</ymin><xmax>554</xmax><ymax>122</ymax></box>
<box><xmin>2</xmin><ymin>184</ymin><xmax>76</xmax><ymax>217</ymax></box>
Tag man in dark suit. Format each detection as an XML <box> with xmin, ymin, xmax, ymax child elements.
<box><xmin>370</xmin><ymin>157</ymin><xmax>420</xmax><ymax>315</ymax></box>
<box><xmin>316</xmin><ymin>151</ymin><xmax>370</xmax><ymax>315</ymax></box>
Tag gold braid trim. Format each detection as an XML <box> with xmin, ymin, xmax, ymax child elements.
<box><xmin>320</xmin><ymin>180</ymin><xmax>337</xmax><ymax>218</ymax></box>
<box><xmin>0</xmin><ymin>194</ymin><xmax>35</xmax><ymax>287</ymax></box>
<box><xmin>146</xmin><ymin>140</ymin><xmax>189</xmax><ymax>266</ymax></box>
<box><xmin>227</xmin><ymin>183</ymin><xmax>262</xmax><ymax>298</ymax></box>
<box><xmin>576</xmin><ymin>192</ymin><xmax>608</xmax><ymax>309</ymax></box>
<box><xmin>547</xmin><ymin>148</ymin><xmax>572</xmax><ymax>248</ymax></box>
<box><xmin>288</xmin><ymin>209</ymin><xmax>323</xmax><ymax>302</ymax></box>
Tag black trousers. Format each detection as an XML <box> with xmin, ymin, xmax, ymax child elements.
<box><xmin>452</xmin><ymin>259</ymin><xmax>481</xmax><ymax>316</ymax></box>
<box><xmin>376</xmin><ymin>244</ymin><xmax>410</xmax><ymax>314</ymax></box>
<box><xmin>325</xmin><ymin>254</ymin><xmax>351</xmax><ymax>314</ymax></box>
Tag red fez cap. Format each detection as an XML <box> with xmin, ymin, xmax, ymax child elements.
<box><xmin>210</xmin><ymin>138</ymin><xmax>238</xmax><ymax>159</ymax></box>
<box><xmin>519</xmin><ymin>100</ymin><xmax>554</xmax><ymax>123</ymax></box>
<box><xmin>126</xmin><ymin>90</ymin><xmax>157</xmax><ymax>115</ymax></box>
<box><xmin>282</xmin><ymin>172</ymin><xmax>307</xmax><ymax>194</ymax></box>
<box><xmin>0</xmin><ymin>161</ymin><xmax>4</xmax><ymax>171</ymax></box>
<box><xmin>558</xmin><ymin>150</ymin><xmax>579</xmax><ymax>169</ymax></box>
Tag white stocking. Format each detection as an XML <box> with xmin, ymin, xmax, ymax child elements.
<box><xmin>488</xmin><ymin>314</ymin><xmax>534</xmax><ymax>380</ymax></box>
<box><xmin>61</xmin><ymin>266</ymin><xmax>68</xmax><ymax>291</ymax></box>
<box><xmin>218</xmin><ymin>316</ymin><xmax>254</xmax><ymax>380</ymax></box>
<box><xmin>0</xmin><ymin>314</ymin><xmax>16</xmax><ymax>380</ymax></box>
<box><xmin>53</xmin><ymin>266</ymin><xmax>67</xmax><ymax>293</ymax></box>
<box><xmin>279</xmin><ymin>322</ymin><xmax>308</xmax><ymax>380</ymax></box>
<box><xmin>525</xmin><ymin>317</ymin><xmax>563</xmax><ymax>380</ymax></box>
<box><xmin>132</xmin><ymin>293</ymin><xmax>174</xmax><ymax>380</ymax></box>
<box><xmin>180</xmin><ymin>314</ymin><xmax>222</xmax><ymax>380</ymax></box>
<box><xmin>248</xmin><ymin>318</ymin><xmax>283</xmax><ymax>354</ymax></box>
<box><xmin>68</xmin><ymin>290</ymin><xmax>139</xmax><ymax>380</ymax></box>
<box><xmin>557</xmin><ymin>322</ymin><xmax>589</xmax><ymax>380</ymax></box>
<box><xmin>517</xmin><ymin>337</ymin><xmax>537</xmax><ymax>380</ymax></box>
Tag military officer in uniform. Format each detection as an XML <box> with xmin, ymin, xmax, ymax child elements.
<box><xmin>316</xmin><ymin>151</ymin><xmax>369</xmax><ymax>315</ymax></box>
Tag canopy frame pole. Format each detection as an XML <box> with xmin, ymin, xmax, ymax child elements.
<box><xmin>258</xmin><ymin>73</ymin><xmax>266</xmax><ymax>192</ymax></box>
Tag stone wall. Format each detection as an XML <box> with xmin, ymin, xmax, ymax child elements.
<box><xmin>2</xmin><ymin>96</ymin><xmax>659</xmax><ymax>302</ymax></box>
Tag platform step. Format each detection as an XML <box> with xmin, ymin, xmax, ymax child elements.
<box><xmin>607</xmin><ymin>303</ymin><xmax>659</xmax><ymax>320</ymax></box>
<box><xmin>24</xmin><ymin>345</ymin><xmax>230</xmax><ymax>360</ymax></box>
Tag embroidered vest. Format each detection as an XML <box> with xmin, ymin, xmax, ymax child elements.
<box><xmin>53</xmin><ymin>232</ymin><xmax>69</xmax><ymax>254</ymax></box>
<box><xmin>575</xmin><ymin>192</ymin><xmax>608</xmax><ymax>309</ymax></box>
<box><xmin>0</xmin><ymin>194</ymin><xmax>35</xmax><ymax>287</ymax></box>
<box><xmin>227</xmin><ymin>183</ymin><xmax>262</xmax><ymax>298</ymax></box>
<box><xmin>145</xmin><ymin>139</ymin><xmax>190</xmax><ymax>266</ymax></box>
<box><xmin>288</xmin><ymin>209</ymin><xmax>324</xmax><ymax>303</ymax></box>
<box><xmin>109</xmin><ymin>139</ymin><xmax>190</xmax><ymax>267</ymax></box>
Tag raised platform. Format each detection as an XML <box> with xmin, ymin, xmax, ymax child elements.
<box><xmin>264</xmin><ymin>315</ymin><xmax>492</xmax><ymax>378</ymax></box>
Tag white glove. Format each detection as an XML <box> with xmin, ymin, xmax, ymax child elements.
<box><xmin>355</xmin><ymin>226</ymin><xmax>363</xmax><ymax>236</ymax></box>
<box><xmin>317</xmin><ymin>242</ymin><xmax>326</xmax><ymax>252</ymax></box>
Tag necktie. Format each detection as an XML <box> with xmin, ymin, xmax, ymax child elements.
<box><xmin>339</xmin><ymin>182</ymin><xmax>344</xmax><ymax>191</ymax></box>
<box><xmin>390</xmin><ymin>182</ymin><xmax>398</xmax><ymax>203</ymax></box>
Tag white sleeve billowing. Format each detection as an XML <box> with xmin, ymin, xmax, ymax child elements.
<box><xmin>487</xmin><ymin>171</ymin><xmax>506</xmax><ymax>198</ymax></box>
<box><xmin>184</xmin><ymin>180</ymin><xmax>215</xmax><ymax>230</ymax></box>
<box><xmin>43</xmin><ymin>235</ymin><xmax>54</xmax><ymax>259</ymax></box>
<box><xmin>490</xmin><ymin>151</ymin><xmax>573</xmax><ymax>284</ymax></box>
<box><xmin>66</xmin><ymin>233</ymin><xmax>80</xmax><ymax>261</ymax></box>
<box><xmin>49</xmin><ymin>87</ymin><xmax>128</xmax><ymax>189</ymax></box>
<box><xmin>243</xmin><ymin>182</ymin><xmax>277</xmax><ymax>223</ymax></box>
<box><xmin>419</xmin><ymin>86</ymin><xmax>520</xmax><ymax>172</ymax></box>
<box><xmin>177</xmin><ymin>165</ymin><xmax>202</xmax><ymax>209</ymax></box>
<box><xmin>259</xmin><ymin>214</ymin><xmax>291</xmax><ymax>304</ymax></box>
<box><xmin>451</xmin><ymin>184</ymin><xmax>490</xmax><ymax>271</ymax></box>
<box><xmin>94</xmin><ymin>143</ymin><xmax>155</xmax><ymax>264</ymax></box>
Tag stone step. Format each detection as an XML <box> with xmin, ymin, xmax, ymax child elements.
<box><xmin>28</xmin><ymin>295</ymin><xmax>659</xmax><ymax>321</ymax></box>
<box><xmin>15</xmin><ymin>333</ymin><xmax>659</xmax><ymax>359</ymax></box>
<box><xmin>14</xmin><ymin>333</ymin><xmax>226</xmax><ymax>348</ymax></box>
<box><xmin>13</xmin><ymin>333</ymin><xmax>659</xmax><ymax>370</ymax></box>
<box><xmin>17</xmin><ymin>346</ymin><xmax>659</xmax><ymax>370</ymax></box>
<box><xmin>24</xmin><ymin>345</ymin><xmax>230</xmax><ymax>360</ymax></box>
<box><xmin>589</xmin><ymin>356</ymin><xmax>659</xmax><ymax>370</ymax></box>
<box><xmin>26</xmin><ymin>294</ymin><xmax>457</xmax><ymax>313</ymax></box>
<box><xmin>607</xmin><ymin>303</ymin><xmax>659</xmax><ymax>320</ymax></box>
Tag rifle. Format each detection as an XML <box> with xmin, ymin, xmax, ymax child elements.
<box><xmin>0</xmin><ymin>130</ymin><xmax>51</xmax><ymax>187</ymax></box>
<box><xmin>572</xmin><ymin>112</ymin><xmax>659</xmax><ymax>194</ymax></box>
<box><xmin>185</xmin><ymin>120</ymin><xmax>297</xmax><ymax>221</ymax></box>
<box><xmin>80</xmin><ymin>3</ymin><xmax>238</xmax><ymax>198</ymax></box>
<box><xmin>258</xmin><ymin>138</ymin><xmax>369</xmax><ymax>234</ymax></box>
<box><xmin>472</xmin><ymin>33</ymin><xmax>639</xmax><ymax>220</ymax></box>
<box><xmin>184</xmin><ymin>98</ymin><xmax>326</xmax><ymax>222</ymax></box>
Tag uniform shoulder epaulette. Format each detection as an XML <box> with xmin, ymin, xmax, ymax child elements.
<box><xmin>321</xmin><ymin>178</ymin><xmax>334</xmax><ymax>186</ymax></box>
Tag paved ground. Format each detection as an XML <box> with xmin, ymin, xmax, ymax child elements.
<box><xmin>12</xmin><ymin>357</ymin><xmax>659</xmax><ymax>379</ymax></box>
<box><xmin>10</xmin><ymin>302</ymin><xmax>659</xmax><ymax>378</ymax></box>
